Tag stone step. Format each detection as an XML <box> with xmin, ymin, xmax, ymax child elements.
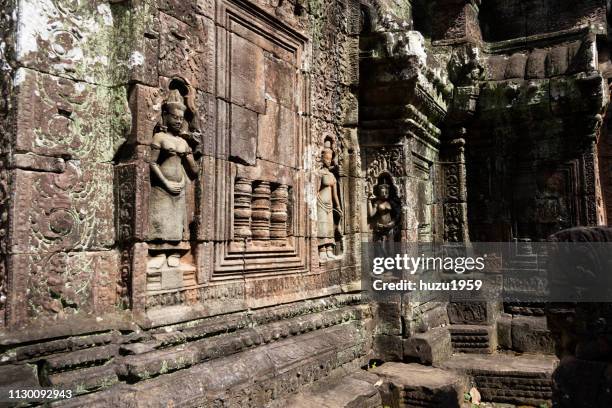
<box><xmin>266</xmin><ymin>367</ymin><xmax>382</xmax><ymax>408</ymax></box>
<box><xmin>370</xmin><ymin>362</ymin><xmax>468</xmax><ymax>408</ymax></box>
<box><xmin>449</xmin><ymin>325</ymin><xmax>496</xmax><ymax>354</ymax></box>
<box><xmin>438</xmin><ymin>353</ymin><xmax>558</xmax><ymax>407</ymax></box>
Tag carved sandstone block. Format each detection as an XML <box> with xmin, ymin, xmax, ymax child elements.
<box><xmin>7</xmin><ymin>251</ymin><xmax>119</xmax><ymax>327</ymax></box>
<box><xmin>115</xmin><ymin>161</ymin><xmax>150</xmax><ymax>242</ymax></box>
<box><xmin>128</xmin><ymin>85</ymin><xmax>163</xmax><ymax>147</ymax></box>
<box><xmin>265</xmin><ymin>54</ymin><xmax>295</xmax><ymax>110</ymax></box>
<box><xmin>257</xmin><ymin>100</ymin><xmax>296</xmax><ymax>168</ymax></box>
<box><xmin>14</xmin><ymin>68</ymin><xmax>128</xmax><ymax>162</ymax></box>
<box><xmin>230</xmin><ymin>33</ymin><xmax>266</xmax><ymax>113</ymax></box>
<box><xmin>230</xmin><ymin>105</ymin><xmax>258</xmax><ymax>165</ymax></box>
<box><xmin>15</xmin><ymin>0</ymin><xmax>121</xmax><ymax>85</ymax></box>
<box><xmin>195</xmin><ymin>90</ymin><xmax>216</xmax><ymax>157</ymax></box>
<box><xmin>10</xmin><ymin>163</ymin><xmax>115</xmax><ymax>254</ymax></box>
<box><xmin>158</xmin><ymin>0</ymin><xmax>215</xmax><ymax>26</ymax></box>
<box><xmin>159</xmin><ymin>13</ymin><xmax>214</xmax><ymax>93</ymax></box>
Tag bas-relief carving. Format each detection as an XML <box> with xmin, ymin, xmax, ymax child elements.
<box><xmin>317</xmin><ymin>141</ymin><xmax>344</xmax><ymax>263</ymax></box>
<box><xmin>367</xmin><ymin>179</ymin><xmax>400</xmax><ymax>242</ymax></box>
<box><xmin>365</xmin><ymin>147</ymin><xmax>404</xmax><ymax>242</ymax></box>
<box><xmin>146</xmin><ymin>89</ymin><xmax>200</xmax><ymax>291</ymax></box>
<box><xmin>0</xmin><ymin>168</ymin><xmax>7</xmax><ymax>325</ymax></box>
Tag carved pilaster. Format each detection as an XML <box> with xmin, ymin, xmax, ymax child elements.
<box><xmin>0</xmin><ymin>168</ymin><xmax>7</xmax><ymax>327</ymax></box>
<box><xmin>270</xmin><ymin>184</ymin><xmax>289</xmax><ymax>243</ymax></box>
<box><xmin>443</xmin><ymin>135</ymin><xmax>470</xmax><ymax>242</ymax></box>
<box><xmin>252</xmin><ymin>181</ymin><xmax>272</xmax><ymax>240</ymax></box>
<box><xmin>233</xmin><ymin>177</ymin><xmax>253</xmax><ymax>240</ymax></box>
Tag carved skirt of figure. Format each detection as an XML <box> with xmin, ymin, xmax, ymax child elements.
<box><xmin>317</xmin><ymin>174</ymin><xmax>336</xmax><ymax>245</ymax></box>
<box><xmin>317</xmin><ymin>196</ymin><xmax>334</xmax><ymax>244</ymax></box>
<box><xmin>148</xmin><ymin>186</ymin><xmax>185</xmax><ymax>241</ymax></box>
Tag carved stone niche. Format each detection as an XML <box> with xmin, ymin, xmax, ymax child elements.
<box><xmin>197</xmin><ymin>0</ymin><xmax>309</xmax><ymax>280</ymax></box>
<box><xmin>365</xmin><ymin>146</ymin><xmax>405</xmax><ymax>242</ymax></box>
<box><xmin>117</xmin><ymin>77</ymin><xmax>203</xmax><ymax>301</ymax></box>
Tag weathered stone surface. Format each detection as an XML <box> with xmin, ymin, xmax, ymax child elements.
<box><xmin>230</xmin><ymin>104</ymin><xmax>258</xmax><ymax>165</ymax></box>
<box><xmin>403</xmin><ymin>326</ymin><xmax>452</xmax><ymax>365</ymax></box>
<box><xmin>268</xmin><ymin>367</ymin><xmax>381</xmax><ymax>408</ymax></box>
<box><xmin>8</xmin><ymin>250</ymin><xmax>119</xmax><ymax>325</ymax></box>
<box><xmin>10</xmin><ymin>163</ymin><xmax>115</xmax><ymax>254</ymax></box>
<box><xmin>15</xmin><ymin>0</ymin><xmax>130</xmax><ymax>85</ymax></box>
<box><xmin>230</xmin><ymin>33</ymin><xmax>266</xmax><ymax>113</ymax></box>
<box><xmin>511</xmin><ymin>316</ymin><xmax>555</xmax><ymax>354</ymax></box>
<box><xmin>2</xmin><ymin>0</ymin><xmax>612</xmax><ymax>407</ymax></box>
<box><xmin>449</xmin><ymin>325</ymin><xmax>496</xmax><ymax>354</ymax></box>
<box><xmin>54</xmin><ymin>322</ymin><xmax>368</xmax><ymax>407</ymax></box>
<box><xmin>497</xmin><ymin>313</ymin><xmax>513</xmax><ymax>349</ymax></box>
<box><xmin>372</xmin><ymin>362</ymin><xmax>468</xmax><ymax>408</ymax></box>
<box><xmin>447</xmin><ymin>302</ymin><xmax>495</xmax><ymax>325</ymax></box>
<box><xmin>0</xmin><ymin>363</ymin><xmax>38</xmax><ymax>387</ymax></box>
<box><xmin>14</xmin><ymin>68</ymin><xmax>128</xmax><ymax>161</ymax></box>
<box><xmin>439</xmin><ymin>353</ymin><xmax>558</xmax><ymax>407</ymax></box>
<box><xmin>159</xmin><ymin>13</ymin><xmax>214</xmax><ymax>93</ymax></box>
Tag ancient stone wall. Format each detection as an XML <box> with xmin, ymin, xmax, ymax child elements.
<box><xmin>2</xmin><ymin>0</ymin><xmax>612</xmax><ymax>406</ymax></box>
<box><xmin>0</xmin><ymin>0</ymin><xmax>375</xmax><ymax>404</ymax></box>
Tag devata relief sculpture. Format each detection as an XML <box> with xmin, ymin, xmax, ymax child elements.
<box><xmin>147</xmin><ymin>89</ymin><xmax>199</xmax><ymax>274</ymax></box>
<box><xmin>367</xmin><ymin>181</ymin><xmax>399</xmax><ymax>242</ymax></box>
<box><xmin>317</xmin><ymin>141</ymin><xmax>343</xmax><ymax>263</ymax></box>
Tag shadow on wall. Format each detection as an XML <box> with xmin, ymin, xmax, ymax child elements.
<box><xmin>480</xmin><ymin>0</ymin><xmax>604</xmax><ymax>42</ymax></box>
<box><xmin>546</xmin><ymin>227</ymin><xmax>612</xmax><ymax>407</ymax></box>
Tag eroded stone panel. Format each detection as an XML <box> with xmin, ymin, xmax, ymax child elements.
<box><xmin>159</xmin><ymin>12</ymin><xmax>214</xmax><ymax>93</ymax></box>
<box><xmin>10</xmin><ymin>163</ymin><xmax>115</xmax><ymax>254</ymax></box>
<box><xmin>8</xmin><ymin>251</ymin><xmax>119</xmax><ymax>325</ymax></box>
<box><xmin>14</xmin><ymin>68</ymin><xmax>128</xmax><ymax>162</ymax></box>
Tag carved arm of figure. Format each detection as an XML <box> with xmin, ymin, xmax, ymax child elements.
<box><xmin>332</xmin><ymin>177</ymin><xmax>343</xmax><ymax>219</ymax></box>
<box><xmin>149</xmin><ymin>146</ymin><xmax>183</xmax><ymax>195</ymax></box>
<box><xmin>183</xmin><ymin>150</ymin><xmax>200</xmax><ymax>177</ymax></box>
<box><xmin>366</xmin><ymin>185</ymin><xmax>377</xmax><ymax>218</ymax></box>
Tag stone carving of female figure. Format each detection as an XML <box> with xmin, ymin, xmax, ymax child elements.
<box><xmin>368</xmin><ymin>182</ymin><xmax>398</xmax><ymax>242</ymax></box>
<box><xmin>148</xmin><ymin>89</ymin><xmax>200</xmax><ymax>270</ymax></box>
<box><xmin>317</xmin><ymin>141</ymin><xmax>343</xmax><ymax>263</ymax></box>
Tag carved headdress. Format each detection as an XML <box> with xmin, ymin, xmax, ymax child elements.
<box><xmin>164</xmin><ymin>89</ymin><xmax>187</xmax><ymax>113</ymax></box>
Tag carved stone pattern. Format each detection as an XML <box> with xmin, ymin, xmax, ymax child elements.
<box><xmin>233</xmin><ymin>177</ymin><xmax>253</xmax><ymax>240</ymax></box>
<box><xmin>445</xmin><ymin>164</ymin><xmax>460</xmax><ymax>202</ymax></box>
<box><xmin>251</xmin><ymin>181</ymin><xmax>272</xmax><ymax>240</ymax></box>
<box><xmin>159</xmin><ymin>12</ymin><xmax>213</xmax><ymax>93</ymax></box>
<box><xmin>116</xmin><ymin>165</ymin><xmax>136</xmax><ymax>242</ymax></box>
<box><xmin>17</xmin><ymin>163</ymin><xmax>114</xmax><ymax>253</ymax></box>
<box><xmin>270</xmin><ymin>185</ymin><xmax>289</xmax><ymax>242</ymax></box>
<box><xmin>0</xmin><ymin>168</ymin><xmax>7</xmax><ymax>325</ymax></box>
<box><xmin>23</xmin><ymin>251</ymin><xmax>118</xmax><ymax>320</ymax></box>
<box><xmin>444</xmin><ymin>203</ymin><xmax>464</xmax><ymax>242</ymax></box>
<box><xmin>365</xmin><ymin>146</ymin><xmax>405</xmax><ymax>188</ymax></box>
<box><xmin>118</xmin><ymin>248</ymin><xmax>132</xmax><ymax>309</ymax></box>
<box><xmin>583</xmin><ymin>152</ymin><xmax>598</xmax><ymax>226</ymax></box>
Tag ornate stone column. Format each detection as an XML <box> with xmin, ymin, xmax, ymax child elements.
<box><xmin>270</xmin><ymin>184</ymin><xmax>289</xmax><ymax>243</ymax></box>
<box><xmin>251</xmin><ymin>181</ymin><xmax>272</xmax><ymax>241</ymax></box>
<box><xmin>443</xmin><ymin>132</ymin><xmax>469</xmax><ymax>243</ymax></box>
<box><xmin>233</xmin><ymin>177</ymin><xmax>253</xmax><ymax>240</ymax></box>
